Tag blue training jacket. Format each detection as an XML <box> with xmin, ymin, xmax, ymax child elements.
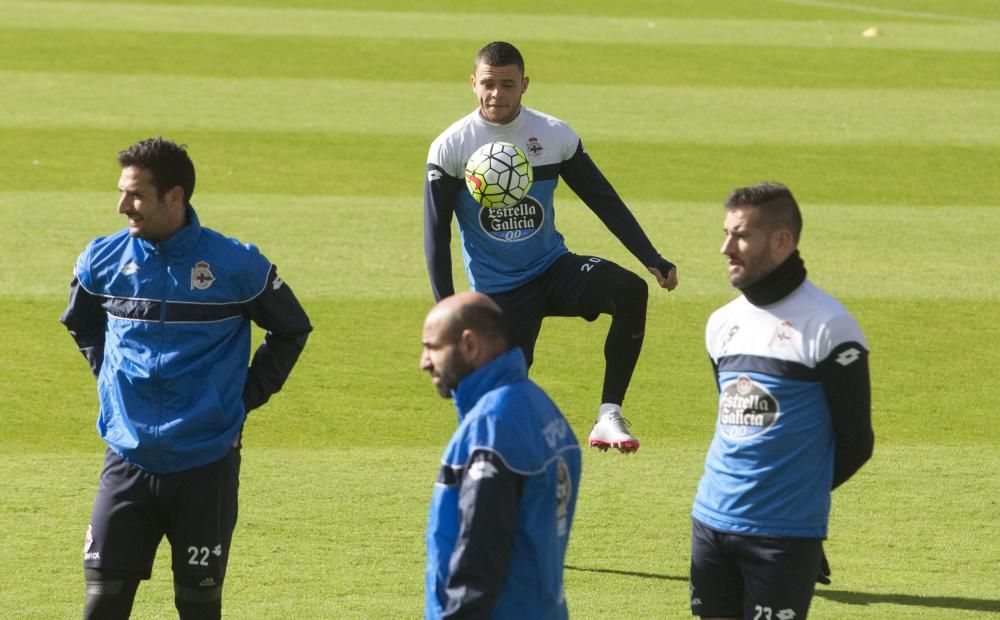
<box><xmin>426</xmin><ymin>348</ymin><xmax>581</xmax><ymax>619</ymax></box>
<box><xmin>61</xmin><ymin>205</ymin><xmax>311</xmax><ymax>474</ymax></box>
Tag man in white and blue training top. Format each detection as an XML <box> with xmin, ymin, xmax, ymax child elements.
<box><xmin>421</xmin><ymin>292</ymin><xmax>581</xmax><ymax>619</ymax></box>
<box><xmin>690</xmin><ymin>182</ymin><xmax>873</xmax><ymax>620</ymax></box>
<box><xmin>424</xmin><ymin>40</ymin><xmax>678</xmax><ymax>453</ymax></box>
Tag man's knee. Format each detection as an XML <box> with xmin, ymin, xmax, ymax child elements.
<box><xmin>581</xmin><ymin>265</ymin><xmax>648</xmax><ymax>316</ymax></box>
<box><xmin>174</xmin><ymin>575</ymin><xmax>223</xmax><ymax>620</ymax></box>
<box><xmin>618</xmin><ymin>269</ymin><xmax>648</xmax><ymax>306</ymax></box>
<box><xmin>602</xmin><ymin>268</ymin><xmax>648</xmax><ymax>313</ymax></box>
<box><xmin>83</xmin><ymin>568</ymin><xmax>140</xmax><ymax>620</ymax></box>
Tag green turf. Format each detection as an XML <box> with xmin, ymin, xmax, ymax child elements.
<box><xmin>1</xmin><ymin>0</ymin><xmax>998</xmax><ymax>617</ymax></box>
<box><xmin>17</xmin><ymin>0</ymin><xmax>1000</xmax><ymax>22</ymax></box>
<box><xmin>4</xmin><ymin>69</ymin><xmax>1000</xmax><ymax>143</ymax></box>
<box><xmin>7</xmin><ymin>29</ymin><xmax>1000</xmax><ymax>91</ymax></box>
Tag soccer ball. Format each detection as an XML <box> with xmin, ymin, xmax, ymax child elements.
<box><xmin>464</xmin><ymin>142</ymin><xmax>533</xmax><ymax>209</ymax></box>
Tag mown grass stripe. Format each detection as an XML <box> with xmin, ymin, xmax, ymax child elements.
<box><xmin>2</xmin><ymin>71</ymin><xmax>997</xmax><ymax>147</ymax></box>
<box><xmin>5</xmin><ymin>1</ymin><xmax>1000</xmax><ymax>51</ymax></box>
<box><xmin>2</xmin><ymin>128</ymin><xmax>998</xmax><ymax>209</ymax></box>
<box><xmin>5</xmin><ymin>28</ymin><xmax>999</xmax><ymax>91</ymax></box>
<box><xmin>4</xmin><ymin>191</ymin><xmax>996</xmax><ymax>301</ymax></box>
<box><xmin>20</xmin><ymin>0</ymin><xmax>1000</xmax><ymax>22</ymax></box>
<box><xmin>772</xmin><ymin>0</ymin><xmax>1000</xmax><ymax>24</ymax></box>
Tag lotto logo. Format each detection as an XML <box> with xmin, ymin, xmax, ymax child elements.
<box><xmin>752</xmin><ymin>606</ymin><xmax>796</xmax><ymax>620</ymax></box>
<box><xmin>835</xmin><ymin>347</ymin><xmax>861</xmax><ymax>366</ymax></box>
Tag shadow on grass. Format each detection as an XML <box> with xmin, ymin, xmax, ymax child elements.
<box><xmin>567</xmin><ymin>566</ymin><xmax>1000</xmax><ymax>614</ymax></box>
<box><xmin>815</xmin><ymin>589</ymin><xmax>1000</xmax><ymax>613</ymax></box>
<box><xmin>564</xmin><ymin>564</ymin><xmax>687</xmax><ymax>583</ymax></box>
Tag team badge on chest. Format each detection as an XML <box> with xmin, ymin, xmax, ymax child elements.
<box><xmin>190</xmin><ymin>261</ymin><xmax>216</xmax><ymax>290</ymax></box>
<box><xmin>770</xmin><ymin>320</ymin><xmax>799</xmax><ymax>348</ymax></box>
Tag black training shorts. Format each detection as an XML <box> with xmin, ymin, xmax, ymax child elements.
<box><xmin>487</xmin><ymin>252</ymin><xmax>634</xmax><ymax>365</ymax></box>
<box><xmin>83</xmin><ymin>448</ymin><xmax>241</xmax><ymax>582</ymax></box>
<box><xmin>690</xmin><ymin>518</ymin><xmax>822</xmax><ymax>619</ymax></box>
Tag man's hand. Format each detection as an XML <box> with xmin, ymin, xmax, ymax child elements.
<box><xmin>648</xmin><ymin>265</ymin><xmax>678</xmax><ymax>291</ymax></box>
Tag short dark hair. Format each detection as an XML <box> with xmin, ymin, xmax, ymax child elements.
<box><xmin>475</xmin><ymin>41</ymin><xmax>525</xmax><ymax>73</ymax></box>
<box><xmin>117</xmin><ymin>137</ymin><xmax>196</xmax><ymax>203</ymax></box>
<box><xmin>442</xmin><ymin>301</ymin><xmax>510</xmax><ymax>349</ymax></box>
<box><xmin>724</xmin><ymin>182</ymin><xmax>802</xmax><ymax>242</ymax></box>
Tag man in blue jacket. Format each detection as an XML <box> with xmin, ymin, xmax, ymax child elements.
<box><xmin>421</xmin><ymin>292</ymin><xmax>581</xmax><ymax>619</ymax></box>
<box><xmin>61</xmin><ymin>137</ymin><xmax>312</xmax><ymax>619</ymax></box>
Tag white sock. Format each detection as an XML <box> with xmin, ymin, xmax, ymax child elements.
<box><xmin>599</xmin><ymin>403</ymin><xmax>622</xmax><ymax>419</ymax></box>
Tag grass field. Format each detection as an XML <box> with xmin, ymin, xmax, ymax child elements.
<box><xmin>2</xmin><ymin>0</ymin><xmax>999</xmax><ymax>617</ymax></box>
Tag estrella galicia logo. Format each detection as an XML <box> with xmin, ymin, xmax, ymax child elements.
<box><xmin>718</xmin><ymin>374</ymin><xmax>779</xmax><ymax>440</ymax></box>
<box><xmin>479</xmin><ymin>195</ymin><xmax>544</xmax><ymax>243</ymax></box>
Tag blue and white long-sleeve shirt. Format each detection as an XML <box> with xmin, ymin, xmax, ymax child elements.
<box><xmin>694</xmin><ymin>273</ymin><xmax>872</xmax><ymax>539</ymax></box>
<box><xmin>424</xmin><ymin>105</ymin><xmax>673</xmax><ymax>299</ymax></box>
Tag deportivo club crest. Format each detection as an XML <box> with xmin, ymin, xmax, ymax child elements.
<box><xmin>526</xmin><ymin>137</ymin><xmax>544</xmax><ymax>156</ymax></box>
<box><xmin>770</xmin><ymin>320</ymin><xmax>797</xmax><ymax>347</ymax></box>
<box><xmin>190</xmin><ymin>261</ymin><xmax>216</xmax><ymax>290</ymax></box>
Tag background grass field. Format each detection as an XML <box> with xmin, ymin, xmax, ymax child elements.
<box><xmin>2</xmin><ymin>0</ymin><xmax>999</xmax><ymax>617</ymax></box>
